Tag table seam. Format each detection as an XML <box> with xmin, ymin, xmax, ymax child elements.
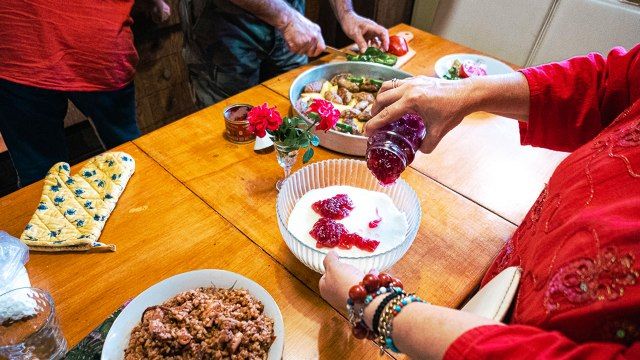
<box><xmin>408</xmin><ymin>165</ymin><xmax>519</xmax><ymax>226</ymax></box>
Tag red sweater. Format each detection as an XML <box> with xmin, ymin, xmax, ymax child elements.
<box><xmin>0</xmin><ymin>0</ymin><xmax>137</xmax><ymax>91</ymax></box>
<box><xmin>445</xmin><ymin>44</ymin><xmax>640</xmax><ymax>359</ymax></box>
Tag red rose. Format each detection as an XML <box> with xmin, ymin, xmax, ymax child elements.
<box><xmin>247</xmin><ymin>103</ymin><xmax>282</xmax><ymax>138</ymax></box>
<box><xmin>307</xmin><ymin>99</ymin><xmax>340</xmax><ymax>131</ymax></box>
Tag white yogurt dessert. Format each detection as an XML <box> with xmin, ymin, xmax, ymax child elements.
<box><xmin>287</xmin><ymin>185</ymin><xmax>408</xmax><ymax>256</ymax></box>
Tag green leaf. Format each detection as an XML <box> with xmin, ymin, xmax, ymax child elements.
<box><xmin>307</xmin><ymin>112</ymin><xmax>320</xmax><ymax>122</ymax></box>
<box><xmin>295</xmin><ymin>117</ymin><xmax>307</xmax><ymax>127</ymax></box>
<box><xmin>310</xmin><ymin>135</ymin><xmax>320</xmax><ymax>146</ymax></box>
<box><xmin>286</xmin><ymin>117</ymin><xmax>296</xmax><ymax>128</ymax></box>
<box><xmin>299</xmin><ymin>137</ymin><xmax>310</xmax><ymax>148</ymax></box>
<box><xmin>284</xmin><ymin>131</ymin><xmax>296</xmax><ymax>146</ymax></box>
<box><xmin>302</xmin><ymin>147</ymin><xmax>314</xmax><ymax>163</ymax></box>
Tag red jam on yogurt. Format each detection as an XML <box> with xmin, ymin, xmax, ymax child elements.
<box><xmin>309</xmin><ymin>218</ymin><xmax>380</xmax><ymax>252</ymax></box>
<box><xmin>311</xmin><ymin>193</ymin><xmax>354</xmax><ymax>220</ymax></box>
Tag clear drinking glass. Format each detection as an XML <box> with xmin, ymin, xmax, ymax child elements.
<box><xmin>274</xmin><ymin>143</ymin><xmax>299</xmax><ymax>191</ymax></box>
<box><xmin>0</xmin><ymin>287</ymin><xmax>67</xmax><ymax>360</ymax></box>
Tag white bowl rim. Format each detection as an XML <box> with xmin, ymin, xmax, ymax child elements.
<box><xmin>434</xmin><ymin>53</ymin><xmax>514</xmax><ymax>78</ymax></box>
<box><xmin>101</xmin><ymin>269</ymin><xmax>284</xmax><ymax>360</ymax></box>
<box><xmin>276</xmin><ymin>158</ymin><xmax>421</xmax><ymax>260</ymax></box>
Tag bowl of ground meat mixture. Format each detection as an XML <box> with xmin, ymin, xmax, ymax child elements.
<box><xmin>101</xmin><ymin>270</ymin><xmax>284</xmax><ymax>360</ymax></box>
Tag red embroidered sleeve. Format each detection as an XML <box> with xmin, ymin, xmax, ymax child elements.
<box><xmin>518</xmin><ymin>44</ymin><xmax>640</xmax><ymax>152</ymax></box>
<box><xmin>444</xmin><ymin>325</ymin><xmax>640</xmax><ymax>360</ymax></box>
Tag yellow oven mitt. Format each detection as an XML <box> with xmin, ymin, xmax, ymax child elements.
<box><xmin>20</xmin><ymin>152</ymin><xmax>135</xmax><ymax>252</ymax></box>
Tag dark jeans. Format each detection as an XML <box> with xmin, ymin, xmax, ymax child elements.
<box><xmin>0</xmin><ymin>79</ymin><xmax>140</xmax><ymax>187</ymax></box>
<box><xmin>184</xmin><ymin>0</ymin><xmax>308</xmax><ymax>106</ymax></box>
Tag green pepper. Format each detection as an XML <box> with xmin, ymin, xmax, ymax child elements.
<box><xmin>346</xmin><ymin>47</ymin><xmax>396</xmax><ymax>67</ymax></box>
<box><xmin>373</xmin><ymin>54</ymin><xmax>397</xmax><ymax>66</ymax></box>
<box><xmin>346</xmin><ymin>54</ymin><xmax>359</xmax><ymax>61</ymax></box>
<box><xmin>443</xmin><ymin>66</ymin><xmax>460</xmax><ymax>80</ymax></box>
<box><xmin>335</xmin><ymin>122</ymin><xmax>354</xmax><ymax>134</ymax></box>
<box><xmin>386</xmin><ymin>55</ymin><xmax>398</xmax><ymax>66</ymax></box>
<box><xmin>369</xmin><ymin>78</ymin><xmax>384</xmax><ymax>87</ymax></box>
<box><xmin>346</xmin><ymin>54</ymin><xmax>372</xmax><ymax>62</ymax></box>
<box><xmin>364</xmin><ymin>47</ymin><xmax>384</xmax><ymax>56</ymax></box>
<box><xmin>348</xmin><ymin>75</ymin><xmax>364</xmax><ymax>84</ymax></box>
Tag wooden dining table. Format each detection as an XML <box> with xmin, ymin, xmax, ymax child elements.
<box><xmin>0</xmin><ymin>24</ymin><xmax>568</xmax><ymax>359</ymax></box>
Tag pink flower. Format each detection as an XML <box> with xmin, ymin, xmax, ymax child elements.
<box><xmin>307</xmin><ymin>99</ymin><xmax>340</xmax><ymax>131</ymax></box>
<box><xmin>247</xmin><ymin>103</ymin><xmax>282</xmax><ymax>138</ymax></box>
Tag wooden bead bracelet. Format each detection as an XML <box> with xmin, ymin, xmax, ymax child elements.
<box><xmin>346</xmin><ymin>272</ymin><xmax>407</xmax><ymax>348</ymax></box>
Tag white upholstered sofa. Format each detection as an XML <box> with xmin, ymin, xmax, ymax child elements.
<box><xmin>427</xmin><ymin>0</ymin><xmax>640</xmax><ymax>66</ymax></box>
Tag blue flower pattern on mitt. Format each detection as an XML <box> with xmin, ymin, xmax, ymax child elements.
<box><xmin>19</xmin><ymin>151</ymin><xmax>136</xmax><ymax>252</ymax></box>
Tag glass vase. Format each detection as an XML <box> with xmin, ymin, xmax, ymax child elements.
<box><xmin>274</xmin><ymin>142</ymin><xmax>299</xmax><ymax>191</ymax></box>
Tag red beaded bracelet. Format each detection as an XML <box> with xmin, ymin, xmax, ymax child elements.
<box><xmin>348</xmin><ymin>273</ymin><xmax>404</xmax><ymax>304</ymax></box>
<box><xmin>346</xmin><ymin>272</ymin><xmax>404</xmax><ymax>342</ymax></box>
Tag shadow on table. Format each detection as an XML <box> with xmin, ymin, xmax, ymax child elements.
<box><xmin>273</xmin><ymin>262</ymin><xmax>375</xmax><ymax>359</ymax></box>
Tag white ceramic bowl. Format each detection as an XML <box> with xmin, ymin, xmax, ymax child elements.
<box><xmin>102</xmin><ymin>270</ymin><xmax>284</xmax><ymax>360</ymax></box>
<box><xmin>289</xmin><ymin>62</ymin><xmax>412</xmax><ymax>157</ymax></box>
<box><xmin>276</xmin><ymin>159</ymin><xmax>421</xmax><ymax>273</ymax></box>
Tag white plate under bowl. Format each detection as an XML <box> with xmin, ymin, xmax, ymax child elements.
<box><xmin>434</xmin><ymin>53</ymin><xmax>513</xmax><ymax>79</ymax></box>
<box><xmin>101</xmin><ymin>270</ymin><xmax>284</xmax><ymax>360</ymax></box>
<box><xmin>276</xmin><ymin>159</ymin><xmax>421</xmax><ymax>274</ymax></box>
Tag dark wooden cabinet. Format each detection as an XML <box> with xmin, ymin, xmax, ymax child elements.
<box><xmin>132</xmin><ymin>0</ymin><xmax>197</xmax><ymax>134</ymax></box>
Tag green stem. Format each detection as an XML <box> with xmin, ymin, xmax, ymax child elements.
<box><xmin>304</xmin><ymin>117</ymin><xmax>320</xmax><ymax>132</ymax></box>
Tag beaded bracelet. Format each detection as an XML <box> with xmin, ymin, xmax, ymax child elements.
<box><xmin>347</xmin><ymin>288</ymin><xmax>406</xmax><ymax>341</ymax></box>
<box><xmin>377</xmin><ymin>295</ymin><xmax>406</xmax><ymax>352</ymax></box>
<box><xmin>365</xmin><ymin>285</ymin><xmax>404</xmax><ymax>306</ymax></box>
<box><xmin>348</xmin><ymin>273</ymin><xmax>404</xmax><ymax>305</ymax></box>
<box><xmin>377</xmin><ymin>293</ymin><xmax>427</xmax><ymax>353</ymax></box>
<box><xmin>371</xmin><ymin>291</ymin><xmax>405</xmax><ymax>335</ymax></box>
<box><xmin>346</xmin><ymin>272</ymin><xmax>404</xmax><ymax>341</ymax></box>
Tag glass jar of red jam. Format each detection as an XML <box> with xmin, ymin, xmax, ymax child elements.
<box><xmin>223</xmin><ymin>104</ymin><xmax>255</xmax><ymax>143</ymax></box>
<box><xmin>365</xmin><ymin>113</ymin><xmax>426</xmax><ymax>185</ymax></box>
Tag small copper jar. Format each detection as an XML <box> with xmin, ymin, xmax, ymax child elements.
<box><xmin>223</xmin><ymin>104</ymin><xmax>256</xmax><ymax>143</ymax></box>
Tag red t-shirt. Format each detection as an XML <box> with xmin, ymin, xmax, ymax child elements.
<box><xmin>445</xmin><ymin>44</ymin><xmax>640</xmax><ymax>359</ymax></box>
<box><xmin>0</xmin><ymin>0</ymin><xmax>138</xmax><ymax>91</ymax></box>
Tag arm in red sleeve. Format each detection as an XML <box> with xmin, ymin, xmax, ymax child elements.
<box><xmin>519</xmin><ymin>44</ymin><xmax>640</xmax><ymax>152</ymax></box>
<box><xmin>444</xmin><ymin>325</ymin><xmax>640</xmax><ymax>360</ymax></box>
